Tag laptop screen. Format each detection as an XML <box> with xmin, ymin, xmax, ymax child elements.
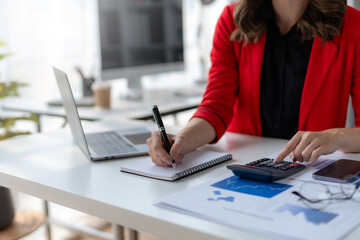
<box><xmin>53</xmin><ymin>67</ymin><xmax>91</xmax><ymax>159</ymax></box>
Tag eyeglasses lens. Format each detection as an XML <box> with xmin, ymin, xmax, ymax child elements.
<box><xmin>299</xmin><ymin>182</ymin><xmax>331</xmax><ymax>209</ymax></box>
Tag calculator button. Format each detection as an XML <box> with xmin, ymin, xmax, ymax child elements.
<box><xmin>228</xmin><ymin>160</ymin><xmax>305</xmax><ymax>182</ymax></box>
<box><xmin>260</xmin><ymin>158</ymin><xmax>270</xmax><ymax>162</ymax></box>
<box><xmin>247</xmin><ymin>161</ymin><xmax>257</xmax><ymax>165</ymax></box>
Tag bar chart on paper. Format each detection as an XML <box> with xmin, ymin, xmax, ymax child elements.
<box><xmin>275</xmin><ymin>203</ymin><xmax>338</xmax><ymax>225</ymax></box>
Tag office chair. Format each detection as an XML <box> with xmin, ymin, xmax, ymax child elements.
<box><xmin>346</xmin><ymin>97</ymin><xmax>355</xmax><ymax>128</ymax></box>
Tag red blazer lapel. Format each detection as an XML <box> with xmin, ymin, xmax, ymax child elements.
<box><xmin>299</xmin><ymin>37</ymin><xmax>339</xmax><ymax>130</ymax></box>
<box><xmin>243</xmin><ymin>33</ymin><xmax>267</xmax><ymax>135</ymax></box>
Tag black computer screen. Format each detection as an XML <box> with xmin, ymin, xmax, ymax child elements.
<box><xmin>98</xmin><ymin>0</ymin><xmax>184</xmax><ymax>71</ymax></box>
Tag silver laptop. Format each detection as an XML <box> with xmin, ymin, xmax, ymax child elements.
<box><xmin>53</xmin><ymin>67</ymin><xmax>151</xmax><ymax>161</ymax></box>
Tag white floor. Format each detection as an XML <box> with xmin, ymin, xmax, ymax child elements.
<box><xmin>14</xmin><ymin>192</ymin><xmax>108</xmax><ymax>240</ymax></box>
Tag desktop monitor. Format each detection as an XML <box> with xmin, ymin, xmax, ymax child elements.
<box><xmin>97</xmin><ymin>0</ymin><xmax>184</xmax><ymax>94</ymax></box>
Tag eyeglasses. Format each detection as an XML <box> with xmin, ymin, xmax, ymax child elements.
<box><xmin>291</xmin><ymin>182</ymin><xmax>360</xmax><ymax>209</ymax></box>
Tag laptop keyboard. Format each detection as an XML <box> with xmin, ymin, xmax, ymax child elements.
<box><xmin>86</xmin><ymin>131</ymin><xmax>137</xmax><ymax>156</ymax></box>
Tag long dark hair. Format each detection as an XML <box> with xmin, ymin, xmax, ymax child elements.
<box><xmin>230</xmin><ymin>0</ymin><xmax>347</xmax><ymax>44</ymax></box>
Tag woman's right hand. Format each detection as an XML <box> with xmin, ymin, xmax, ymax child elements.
<box><xmin>147</xmin><ymin>117</ymin><xmax>216</xmax><ymax>167</ymax></box>
<box><xmin>146</xmin><ymin>131</ymin><xmax>185</xmax><ymax>167</ymax></box>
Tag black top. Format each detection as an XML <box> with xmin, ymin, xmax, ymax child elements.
<box><xmin>258</xmin><ymin>1</ymin><xmax>313</xmax><ymax>139</ymax></box>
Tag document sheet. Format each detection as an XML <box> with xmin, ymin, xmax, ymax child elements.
<box><xmin>155</xmin><ymin>151</ymin><xmax>360</xmax><ymax>240</ymax></box>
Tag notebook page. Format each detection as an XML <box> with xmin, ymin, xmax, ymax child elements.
<box><xmin>121</xmin><ymin>150</ymin><xmax>231</xmax><ymax>180</ymax></box>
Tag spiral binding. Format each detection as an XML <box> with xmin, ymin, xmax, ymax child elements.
<box><xmin>176</xmin><ymin>153</ymin><xmax>232</xmax><ymax>179</ymax></box>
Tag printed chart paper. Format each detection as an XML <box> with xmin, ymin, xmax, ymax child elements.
<box><xmin>155</xmin><ymin>153</ymin><xmax>360</xmax><ymax>240</ymax></box>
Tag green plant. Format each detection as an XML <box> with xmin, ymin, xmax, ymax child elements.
<box><xmin>0</xmin><ymin>42</ymin><xmax>11</xmax><ymax>60</ymax></box>
<box><xmin>0</xmin><ymin>40</ymin><xmax>39</xmax><ymax>140</ymax></box>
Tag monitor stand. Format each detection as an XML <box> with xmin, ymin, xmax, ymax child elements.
<box><xmin>122</xmin><ymin>77</ymin><xmax>144</xmax><ymax>101</ymax></box>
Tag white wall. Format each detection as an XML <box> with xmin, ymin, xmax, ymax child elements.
<box><xmin>187</xmin><ymin>0</ymin><xmax>230</xmax><ymax>80</ymax></box>
<box><xmin>0</xmin><ymin>0</ymin><xmax>97</xmax><ymax>101</ymax></box>
<box><xmin>349</xmin><ymin>0</ymin><xmax>360</xmax><ymax>9</ymax></box>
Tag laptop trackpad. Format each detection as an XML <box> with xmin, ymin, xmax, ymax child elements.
<box><xmin>123</xmin><ymin>132</ymin><xmax>151</xmax><ymax>145</ymax></box>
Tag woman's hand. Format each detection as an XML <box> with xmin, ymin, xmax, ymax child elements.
<box><xmin>146</xmin><ymin>131</ymin><xmax>185</xmax><ymax>167</ymax></box>
<box><xmin>146</xmin><ymin>117</ymin><xmax>217</xmax><ymax>167</ymax></box>
<box><xmin>274</xmin><ymin>129</ymin><xmax>345</xmax><ymax>163</ymax></box>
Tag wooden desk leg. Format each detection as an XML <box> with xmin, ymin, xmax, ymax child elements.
<box><xmin>112</xmin><ymin>224</ymin><xmax>124</xmax><ymax>240</ymax></box>
<box><xmin>128</xmin><ymin>228</ymin><xmax>138</xmax><ymax>240</ymax></box>
<box><xmin>43</xmin><ymin>200</ymin><xmax>52</xmax><ymax>240</ymax></box>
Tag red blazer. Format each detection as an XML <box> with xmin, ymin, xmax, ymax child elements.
<box><xmin>192</xmin><ymin>4</ymin><xmax>360</xmax><ymax>142</ymax></box>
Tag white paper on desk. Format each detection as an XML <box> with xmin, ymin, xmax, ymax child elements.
<box><xmin>155</xmin><ymin>152</ymin><xmax>360</xmax><ymax>240</ymax></box>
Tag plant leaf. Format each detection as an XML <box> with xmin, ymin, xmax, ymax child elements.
<box><xmin>0</xmin><ymin>114</ymin><xmax>39</xmax><ymax>128</ymax></box>
<box><xmin>0</xmin><ymin>81</ymin><xmax>28</xmax><ymax>99</ymax></box>
<box><xmin>0</xmin><ymin>130</ymin><xmax>31</xmax><ymax>141</ymax></box>
<box><xmin>0</xmin><ymin>53</ymin><xmax>12</xmax><ymax>60</ymax></box>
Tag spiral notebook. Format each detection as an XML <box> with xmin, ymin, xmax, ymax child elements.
<box><xmin>120</xmin><ymin>150</ymin><xmax>232</xmax><ymax>181</ymax></box>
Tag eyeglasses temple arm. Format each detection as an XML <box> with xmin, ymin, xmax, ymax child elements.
<box><xmin>291</xmin><ymin>191</ymin><xmax>324</xmax><ymax>203</ymax></box>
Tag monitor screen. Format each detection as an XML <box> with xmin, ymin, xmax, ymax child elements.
<box><xmin>97</xmin><ymin>0</ymin><xmax>184</xmax><ymax>86</ymax></box>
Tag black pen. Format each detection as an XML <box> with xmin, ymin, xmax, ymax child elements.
<box><xmin>152</xmin><ymin>105</ymin><xmax>176</xmax><ymax>170</ymax></box>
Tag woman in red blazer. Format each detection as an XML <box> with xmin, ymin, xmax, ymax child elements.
<box><xmin>147</xmin><ymin>0</ymin><xmax>360</xmax><ymax>166</ymax></box>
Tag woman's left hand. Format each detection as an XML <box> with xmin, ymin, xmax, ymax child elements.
<box><xmin>274</xmin><ymin>129</ymin><xmax>345</xmax><ymax>163</ymax></box>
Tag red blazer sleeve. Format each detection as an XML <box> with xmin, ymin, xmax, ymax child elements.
<box><xmin>192</xmin><ymin>4</ymin><xmax>238</xmax><ymax>142</ymax></box>
<box><xmin>352</xmin><ymin>17</ymin><xmax>360</xmax><ymax>128</ymax></box>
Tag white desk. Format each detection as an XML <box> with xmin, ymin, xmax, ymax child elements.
<box><xmin>0</xmin><ymin>88</ymin><xmax>203</xmax><ymax>132</ymax></box>
<box><xmin>1</xmin><ymin>93</ymin><xmax>202</xmax><ymax>120</ymax></box>
<box><xmin>1</xmin><ymin>120</ymin><xmax>360</xmax><ymax>240</ymax></box>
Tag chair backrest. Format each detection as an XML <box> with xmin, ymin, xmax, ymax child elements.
<box><xmin>346</xmin><ymin>97</ymin><xmax>355</xmax><ymax>128</ymax></box>
<box><xmin>351</xmin><ymin>1</ymin><xmax>360</xmax><ymax>10</ymax></box>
